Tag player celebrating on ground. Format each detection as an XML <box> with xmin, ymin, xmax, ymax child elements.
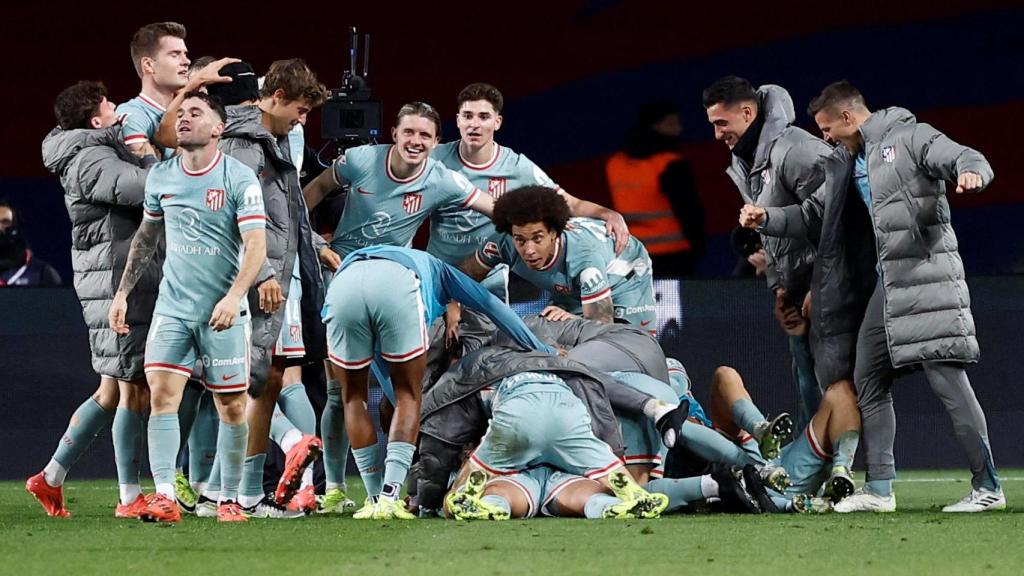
<box><xmin>109</xmin><ymin>92</ymin><xmax>268</xmax><ymax>523</ymax></box>
<box><xmin>462</xmin><ymin>186</ymin><xmax>657</xmax><ymax>333</ymax></box>
<box><xmin>322</xmin><ymin>245</ymin><xmax>559</xmax><ymax>520</ymax></box>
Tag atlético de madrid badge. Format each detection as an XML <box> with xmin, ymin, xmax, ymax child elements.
<box><xmin>881</xmin><ymin>146</ymin><xmax>896</xmax><ymax>163</ymax></box>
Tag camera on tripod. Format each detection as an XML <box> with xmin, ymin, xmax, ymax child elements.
<box><xmin>321</xmin><ymin>27</ymin><xmax>382</xmax><ymax>144</ymax></box>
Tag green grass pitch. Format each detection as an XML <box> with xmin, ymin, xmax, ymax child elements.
<box><xmin>2</xmin><ymin>470</ymin><xmax>1021</xmax><ymax>576</ymax></box>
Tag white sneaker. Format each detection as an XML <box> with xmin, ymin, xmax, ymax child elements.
<box><xmin>942</xmin><ymin>488</ymin><xmax>1006</xmax><ymax>513</ymax></box>
<box><xmin>196</xmin><ymin>496</ymin><xmax>218</xmax><ymax>518</ymax></box>
<box><xmin>243</xmin><ymin>495</ymin><xmax>305</xmax><ymax>519</ymax></box>
<box><xmin>833</xmin><ymin>488</ymin><xmax>896</xmax><ymax>513</ymax></box>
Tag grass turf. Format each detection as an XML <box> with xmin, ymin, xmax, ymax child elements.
<box><xmin>1</xmin><ymin>470</ymin><xmax>1021</xmax><ymax>576</ymax></box>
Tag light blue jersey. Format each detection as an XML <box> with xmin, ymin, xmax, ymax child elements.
<box><xmin>329</xmin><ymin>144</ymin><xmax>482</xmax><ymax>257</ymax></box>
<box><xmin>116</xmin><ymin>93</ymin><xmax>174</xmax><ymax>158</ymax></box>
<box><xmin>428</xmin><ymin>141</ymin><xmax>558</xmax><ymax>265</ymax></box>
<box><xmin>143</xmin><ymin>150</ymin><xmax>266</xmax><ymax>323</ymax></box>
<box><xmin>477</xmin><ymin>217</ymin><xmax>657</xmax><ymax>327</ymax></box>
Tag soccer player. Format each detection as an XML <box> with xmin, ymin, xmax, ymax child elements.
<box><xmin>322</xmin><ymin>245</ymin><xmax>560</xmax><ymax>520</ymax></box>
<box><xmin>303</xmin><ymin>102</ymin><xmax>496</xmax><ymax>254</ymax></box>
<box><xmin>29</xmin><ymin>81</ymin><xmax>155</xmax><ymax>518</ymax></box>
<box><xmin>443</xmin><ymin>370</ymin><xmax>668</xmax><ymax>521</ymax></box>
<box><xmin>741</xmin><ymin>80</ymin><xmax>1002</xmax><ymax>513</ymax></box>
<box><xmin>218</xmin><ymin>59</ymin><xmax>329</xmax><ymax>516</ymax></box>
<box><xmin>117</xmin><ymin>22</ymin><xmax>190</xmax><ymax>158</ymax></box>
<box><xmin>462</xmin><ymin>186</ymin><xmax>657</xmax><ymax>333</ymax></box>
<box><xmin>109</xmin><ymin>91</ymin><xmax>268</xmax><ymax>523</ymax></box>
<box><xmin>430</xmin><ymin>82</ymin><xmax>627</xmax><ymax>277</ymax></box>
<box><xmin>431</xmin><ymin>82</ymin><xmax>629</xmax><ymax>350</ymax></box>
<box><xmin>703</xmin><ymin>76</ymin><xmax>831</xmax><ymax>431</ymax></box>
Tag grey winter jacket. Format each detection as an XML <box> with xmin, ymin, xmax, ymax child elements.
<box><xmin>495</xmin><ymin>316</ymin><xmax>670</xmax><ymax>382</ymax></box>
<box><xmin>219</xmin><ymin>106</ymin><xmax>325</xmax><ymax>387</ymax></box>
<box><xmin>41</xmin><ymin>124</ymin><xmax>159</xmax><ymax>380</ymax></box>
<box><xmin>420</xmin><ymin>347</ymin><xmax>625</xmax><ymax>453</ymax></box>
<box><xmin>762</xmin><ymin>107</ymin><xmax>990</xmax><ymax>373</ymax></box>
<box><xmin>727</xmin><ymin>85</ymin><xmax>831</xmax><ymax>297</ymax></box>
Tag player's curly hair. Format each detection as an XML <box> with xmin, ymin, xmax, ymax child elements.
<box><xmin>492</xmin><ymin>186</ymin><xmax>570</xmax><ymax>235</ymax></box>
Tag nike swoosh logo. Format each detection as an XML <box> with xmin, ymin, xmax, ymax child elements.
<box><xmin>161</xmin><ymin>194</ymin><xmax>175</xmax><ymax>200</ymax></box>
<box><xmin>640</xmin><ymin>320</ymin><xmax>652</xmax><ymax>326</ymax></box>
<box><xmin>357</xmin><ymin>187</ymin><xmax>374</xmax><ymax>195</ymax></box>
<box><xmin>222</xmin><ymin>373</ymin><xmax>238</xmax><ymax>382</ymax></box>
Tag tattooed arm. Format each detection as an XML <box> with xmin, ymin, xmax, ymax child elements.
<box><xmin>109</xmin><ymin>218</ymin><xmax>163</xmax><ymax>334</ymax></box>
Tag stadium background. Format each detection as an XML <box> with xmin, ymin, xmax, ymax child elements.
<box><xmin>1</xmin><ymin>2</ymin><xmax>1022</xmax><ymax>477</ymax></box>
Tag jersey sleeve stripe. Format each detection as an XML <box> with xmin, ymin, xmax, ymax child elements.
<box><xmin>143</xmin><ymin>209</ymin><xmax>164</xmax><ymax>220</ymax></box>
<box><xmin>460</xmin><ymin>187</ymin><xmax>482</xmax><ymax>208</ymax></box>
<box><xmin>123</xmin><ymin>134</ymin><xmax>149</xmax><ymax>144</ymax></box>
<box><xmin>580</xmin><ymin>287</ymin><xmax>611</xmax><ymax>305</ymax></box>
<box><xmin>474</xmin><ymin>250</ymin><xmax>496</xmax><ymax>271</ymax></box>
<box><xmin>237</xmin><ymin>215</ymin><xmax>267</xmax><ymax>224</ymax></box>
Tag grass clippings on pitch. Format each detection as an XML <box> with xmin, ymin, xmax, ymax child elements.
<box><xmin>1</xmin><ymin>470</ymin><xmax>1021</xmax><ymax>576</ymax></box>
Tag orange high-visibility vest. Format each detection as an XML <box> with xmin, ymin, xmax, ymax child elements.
<box><xmin>605</xmin><ymin>151</ymin><xmax>691</xmax><ymax>256</ymax></box>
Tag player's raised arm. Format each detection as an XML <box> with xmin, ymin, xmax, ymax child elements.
<box><xmin>465</xmin><ymin>187</ymin><xmax>494</xmax><ymax>218</ymax></box>
<box><xmin>154</xmin><ymin>57</ymin><xmax>241</xmax><ymax>149</ymax></box>
<box><xmin>210</xmin><ymin>228</ymin><xmax>266</xmax><ymax>331</ymax></box>
<box><xmin>109</xmin><ymin>217</ymin><xmax>163</xmax><ymax>333</ymax></box>
<box><xmin>557</xmin><ymin>190</ymin><xmax>629</xmax><ymax>254</ymax></box>
<box><xmin>303</xmin><ymin>164</ymin><xmax>340</xmax><ymax>211</ymax></box>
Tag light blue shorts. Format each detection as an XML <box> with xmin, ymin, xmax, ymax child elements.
<box><xmin>775</xmin><ymin>424</ymin><xmax>832</xmax><ymax>496</ymax></box>
<box><xmin>488</xmin><ymin>466</ymin><xmax>590</xmax><ymax>517</ymax></box>
<box><xmin>144</xmin><ymin>314</ymin><xmax>250</xmax><ymax>394</ymax></box>
<box><xmin>470</xmin><ymin>386</ymin><xmax>620</xmax><ymax>479</ymax></box>
<box><xmin>323</xmin><ymin>259</ymin><xmax>428</xmax><ymax>370</ymax></box>
<box><xmin>611</xmin><ymin>371</ymin><xmax>676</xmax><ymax>469</ymax></box>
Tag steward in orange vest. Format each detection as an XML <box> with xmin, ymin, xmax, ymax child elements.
<box><xmin>606</xmin><ymin>102</ymin><xmax>704</xmax><ymax>277</ymax></box>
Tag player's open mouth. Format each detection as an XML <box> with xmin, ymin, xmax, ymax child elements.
<box><xmin>404</xmin><ymin>146</ymin><xmax>424</xmax><ymax>156</ymax></box>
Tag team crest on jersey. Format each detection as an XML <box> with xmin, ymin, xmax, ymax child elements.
<box><xmin>206</xmin><ymin>189</ymin><xmax>225</xmax><ymax>211</ymax></box>
<box><xmin>487</xmin><ymin>178</ymin><xmax>507</xmax><ymax>198</ymax></box>
<box><xmin>403</xmin><ymin>193</ymin><xmax>423</xmax><ymax>214</ymax></box>
<box><xmin>554</xmin><ymin>284</ymin><xmax>572</xmax><ymax>295</ymax></box>
<box><xmin>881</xmin><ymin>146</ymin><xmax>896</xmax><ymax>163</ymax></box>
<box><xmin>289</xmin><ymin>324</ymin><xmax>301</xmax><ymax>342</ymax></box>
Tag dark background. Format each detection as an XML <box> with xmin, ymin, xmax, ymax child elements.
<box><xmin>3</xmin><ymin>1</ymin><xmax>1024</xmax><ymax>280</ymax></box>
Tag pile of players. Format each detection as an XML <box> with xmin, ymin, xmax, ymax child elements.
<box><xmin>26</xmin><ymin>20</ymin><xmax>1004</xmax><ymax>523</ymax></box>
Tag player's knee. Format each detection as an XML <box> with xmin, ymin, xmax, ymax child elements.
<box><xmin>711</xmin><ymin>365</ymin><xmax>742</xmax><ymax>391</ymax></box>
<box><xmin>215</xmin><ymin>392</ymin><xmax>247</xmax><ymax>424</ymax></box>
<box><xmin>93</xmin><ymin>378</ymin><xmax>119</xmax><ymax>411</ymax></box>
<box><xmin>149</xmin><ymin>390</ymin><xmax>179</xmax><ymax>414</ymax></box>
<box><xmin>823</xmin><ymin>379</ymin><xmax>856</xmax><ymax>407</ymax></box>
